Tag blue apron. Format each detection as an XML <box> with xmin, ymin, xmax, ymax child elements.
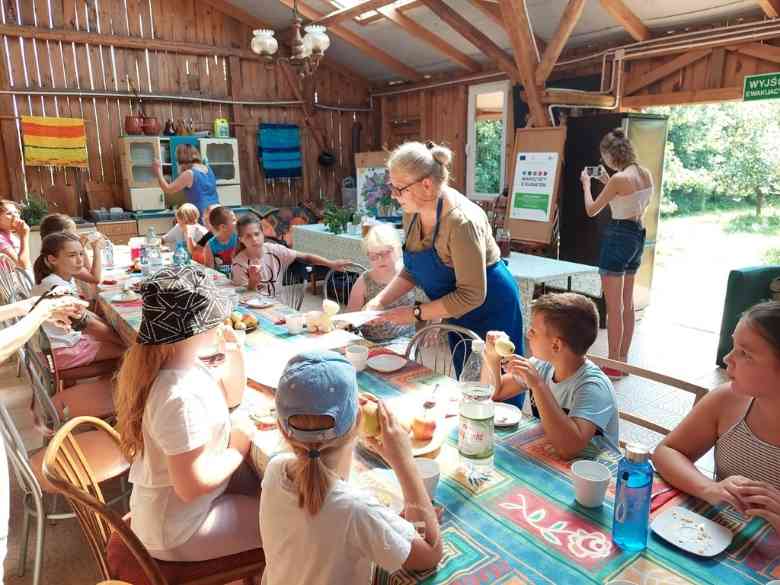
<box><xmin>403</xmin><ymin>198</ymin><xmax>525</xmax><ymax>407</ymax></box>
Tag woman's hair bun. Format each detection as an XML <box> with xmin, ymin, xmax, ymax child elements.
<box><xmin>429</xmin><ymin>143</ymin><xmax>452</xmax><ymax>167</ymax></box>
<box><xmin>611</xmin><ymin>128</ymin><xmax>626</xmax><ymax>139</ymax></box>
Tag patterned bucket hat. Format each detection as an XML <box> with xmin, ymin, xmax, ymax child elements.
<box><xmin>137</xmin><ymin>265</ymin><xmax>231</xmax><ymax>345</ymax></box>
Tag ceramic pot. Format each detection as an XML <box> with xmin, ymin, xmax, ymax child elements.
<box><xmin>142</xmin><ymin>116</ymin><xmax>161</xmax><ymax>136</ymax></box>
<box><xmin>124</xmin><ymin>114</ymin><xmax>144</xmax><ymax>135</ymax></box>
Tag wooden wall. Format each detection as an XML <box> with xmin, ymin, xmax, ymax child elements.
<box><xmin>0</xmin><ymin>0</ymin><xmax>375</xmax><ymax>211</ymax></box>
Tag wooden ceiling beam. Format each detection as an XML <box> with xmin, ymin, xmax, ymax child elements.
<box><xmin>277</xmin><ymin>0</ymin><xmax>423</xmax><ymax>81</ymax></box>
<box><xmin>379</xmin><ymin>6</ymin><xmax>482</xmax><ymax>72</ymax></box>
<box><xmin>420</xmin><ymin>0</ymin><xmax>519</xmax><ymax>82</ymax></box>
<box><xmin>498</xmin><ymin>0</ymin><xmax>548</xmax><ymax>126</ymax></box>
<box><xmin>464</xmin><ymin>0</ymin><xmax>546</xmax><ymax>56</ymax></box>
<box><xmin>624</xmin><ymin>48</ymin><xmax>711</xmax><ymax>95</ymax></box>
<box><xmin>599</xmin><ymin>0</ymin><xmax>650</xmax><ymax>42</ymax></box>
<box><xmin>314</xmin><ymin>0</ymin><xmax>400</xmax><ymax>27</ymax></box>
<box><xmin>621</xmin><ymin>86</ymin><xmax>741</xmax><ymax>108</ymax></box>
<box><xmin>535</xmin><ymin>0</ymin><xmax>586</xmax><ymax>85</ymax></box>
<box><xmin>732</xmin><ymin>42</ymin><xmax>780</xmax><ymax>65</ymax></box>
<box><xmin>757</xmin><ymin>0</ymin><xmax>780</xmax><ymax>18</ymax></box>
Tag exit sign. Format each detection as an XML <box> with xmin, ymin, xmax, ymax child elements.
<box><xmin>743</xmin><ymin>72</ymin><xmax>780</xmax><ymax>102</ymax></box>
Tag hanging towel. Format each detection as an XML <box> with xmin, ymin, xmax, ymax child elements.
<box><xmin>21</xmin><ymin>116</ymin><xmax>88</xmax><ymax>167</ymax></box>
<box><xmin>258</xmin><ymin>123</ymin><xmax>302</xmax><ymax>179</ymax></box>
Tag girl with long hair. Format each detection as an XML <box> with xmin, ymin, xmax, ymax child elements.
<box><xmin>33</xmin><ymin>233</ymin><xmax>123</xmax><ymax>370</ymax></box>
<box><xmin>115</xmin><ymin>265</ymin><xmax>261</xmax><ymax>561</ymax></box>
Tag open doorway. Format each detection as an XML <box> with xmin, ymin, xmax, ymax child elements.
<box><xmin>646</xmin><ymin>101</ymin><xmax>780</xmax><ymax>333</ymax></box>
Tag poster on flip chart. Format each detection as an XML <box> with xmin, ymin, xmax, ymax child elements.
<box><xmin>510</xmin><ymin>152</ymin><xmax>559</xmax><ymax>222</ymax></box>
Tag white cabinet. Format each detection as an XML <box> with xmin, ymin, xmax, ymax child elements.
<box><xmin>200</xmin><ymin>138</ymin><xmax>241</xmax><ymax>187</ymax></box>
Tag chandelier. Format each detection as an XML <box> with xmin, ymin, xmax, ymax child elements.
<box><xmin>250</xmin><ymin>0</ymin><xmax>330</xmax><ymax>78</ymax></box>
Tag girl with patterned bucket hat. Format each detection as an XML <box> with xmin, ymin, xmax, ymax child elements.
<box><xmin>115</xmin><ymin>265</ymin><xmax>262</xmax><ymax>562</ymax></box>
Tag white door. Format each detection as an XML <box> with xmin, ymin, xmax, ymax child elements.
<box><xmin>200</xmin><ymin>138</ymin><xmax>240</xmax><ymax>185</ymax></box>
<box><xmin>466</xmin><ymin>81</ymin><xmax>510</xmax><ymax>201</ymax></box>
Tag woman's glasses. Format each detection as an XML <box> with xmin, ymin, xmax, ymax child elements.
<box><xmin>390</xmin><ymin>175</ymin><xmax>429</xmax><ymax>197</ymax></box>
<box><xmin>367</xmin><ymin>249</ymin><xmax>393</xmax><ymax>262</ymax></box>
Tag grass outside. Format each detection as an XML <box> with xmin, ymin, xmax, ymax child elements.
<box><xmin>650</xmin><ymin>206</ymin><xmax>780</xmax><ymax>333</ymax></box>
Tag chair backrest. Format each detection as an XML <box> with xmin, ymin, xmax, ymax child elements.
<box><xmin>15</xmin><ymin>267</ymin><xmax>33</xmax><ymax>299</ymax></box>
<box><xmin>276</xmin><ymin>260</ymin><xmax>310</xmax><ymax>311</ymax></box>
<box><xmin>586</xmin><ymin>355</ymin><xmax>709</xmax><ymax>444</ymax></box>
<box><xmin>323</xmin><ymin>263</ymin><xmax>366</xmax><ymax>306</ymax></box>
<box><xmin>24</xmin><ymin>338</ymin><xmax>64</xmax><ymax>436</ymax></box>
<box><xmin>404</xmin><ymin>323</ymin><xmax>480</xmax><ymax>378</ymax></box>
<box><xmin>42</xmin><ymin>416</ymin><xmax>168</xmax><ymax>585</ymax></box>
<box><xmin>0</xmin><ymin>253</ymin><xmax>18</xmax><ymax>304</ymax></box>
<box><xmin>0</xmin><ymin>401</ymin><xmax>42</xmax><ymax>502</ymax></box>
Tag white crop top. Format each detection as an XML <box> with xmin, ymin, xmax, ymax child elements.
<box><xmin>609</xmin><ymin>186</ymin><xmax>652</xmax><ymax>220</ymax></box>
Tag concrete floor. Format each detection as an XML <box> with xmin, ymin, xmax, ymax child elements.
<box><xmin>1</xmin><ymin>290</ymin><xmax>726</xmax><ymax>584</ymax></box>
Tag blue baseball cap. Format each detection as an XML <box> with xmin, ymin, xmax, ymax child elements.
<box><xmin>276</xmin><ymin>350</ymin><xmax>358</xmax><ymax>443</ymax></box>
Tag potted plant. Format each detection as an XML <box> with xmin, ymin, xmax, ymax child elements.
<box><xmin>19</xmin><ymin>192</ymin><xmax>48</xmax><ymax>226</ymax></box>
<box><xmin>323</xmin><ymin>201</ymin><xmax>353</xmax><ymax>235</ymax></box>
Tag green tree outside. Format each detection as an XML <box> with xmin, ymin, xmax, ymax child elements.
<box><xmin>474</xmin><ymin>119</ymin><xmax>503</xmax><ymax>194</ymax></box>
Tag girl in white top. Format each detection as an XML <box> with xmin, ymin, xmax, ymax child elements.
<box><xmin>231</xmin><ymin>214</ymin><xmax>349</xmax><ymax>294</ymax></box>
<box><xmin>115</xmin><ymin>265</ymin><xmax>261</xmax><ymax>561</ymax></box>
<box><xmin>580</xmin><ymin>128</ymin><xmax>654</xmax><ymax>379</ymax></box>
<box><xmin>654</xmin><ymin>301</ymin><xmax>780</xmax><ymax>533</ymax></box>
<box><xmin>32</xmin><ymin>232</ymin><xmax>124</xmax><ymax>370</ymax></box>
<box><xmin>39</xmin><ymin>213</ymin><xmax>107</xmax><ymax>289</ymax></box>
<box><xmin>261</xmin><ymin>351</ymin><xmax>442</xmax><ymax>585</ymax></box>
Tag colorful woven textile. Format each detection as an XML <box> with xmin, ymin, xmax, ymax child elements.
<box><xmin>21</xmin><ymin>116</ymin><xmax>88</xmax><ymax>167</ymax></box>
<box><xmin>258</xmin><ymin>123</ymin><xmax>302</xmax><ymax>179</ymax></box>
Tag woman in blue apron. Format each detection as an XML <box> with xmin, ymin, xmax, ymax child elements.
<box><xmin>367</xmin><ymin>141</ymin><xmax>524</xmax><ymax>407</ymax></box>
<box><xmin>153</xmin><ymin>144</ymin><xmax>220</xmax><ymax>222</ymax></box>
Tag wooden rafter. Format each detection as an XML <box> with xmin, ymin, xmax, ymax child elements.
<box><xmin>622</xmin><ymin>86</ymin><xmax>741</xmax><ymax>108</ymax></box>
<box><xmin>378</xmin><ymin>6</ymin><xmax>482</xmax><ymax>72</ymax></box>
<box><xmin>535</xmin><ymin>0</ymin><xmax>586</xmax><ymax>85</ymax></box>
<box><xmin>464</xmin><ymin>0</ymin><xmax>545</xmax><ymax>56</ymax></box>
<box><xmin>599</xmin><ymin>0</ymin><xmax>650</xmax><ymax>42</ymax></box>
<box><xmin>358</xmin><ymin>1</ymin><xmax>424</xmax><ymax>25</ymax></box>
<box><xmin>757</xmin><ymin>0</ymin><xmax>780</xmax><ymax>17</ymax></box>
<box><xmin>732</xmin><ymin>42</ymin><xmax>780</xmax><ymax>65</ymax></box>
<box><xmin>623</xmin><ymin>49</ymin><xmax>711</xmax><ymax>95</ymax></box>
<box><xmin>314</xmin><ymin>0</ymin><xmax>399</xmax><ymax>27</ymax></box>
<box><xmin>498</xmin><ymin>0</ymin><xmax>548</xmax><ymax>126</ymax></box>
<box><xmin>420</xmin><ymin>0</ymin><xmax>519</xmax><ymax>81</ymax></box>
<box><xmin>277</xmin><ymin>0</ymin><xmax>423</xmax><ymax>81</ymax></box>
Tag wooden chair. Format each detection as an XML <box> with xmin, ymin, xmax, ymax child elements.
<box><xmin>0</xmin><ymin>403</ymin><xmax>128</xmax><ymax>585</ymax></box>
<box><xmin>323</xmin><ymin>262</ymin><xmax>366</xmax><ymax>306</ymax></box>
<box><xmin>35</xmin><ymin>326</ymin><xmax>119</xmax><ymax>390</ymax></box>
<box><xmin>404</xmin><ymin>323</ymin><xmax>480</xmax><ymax>379</ymax></box>
<box><xmin>42</xmin><ymin>416</ymin><xmax>265</xmax><ymax>585</ymax></box>
<box><xmin>586</xmin><ymin>355</ymin><xmax>709</xmax><ymax>443</ymax></box>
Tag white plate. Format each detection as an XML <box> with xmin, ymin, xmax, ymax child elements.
<box><xmin>494</xmin><ymin>403</ymin><xmax>522</xmax><ymax>427</ymax></box>
<box><xmin>110</xmin><ymin>291</ymin><xmax>139</xmax><ymax>302</ymax></box>
<box><xmin>650</xmin><ymin>506</ymin><xmax>733</xmax><ymax>557</ymax></box>
<box><xmin>242</xmin><ymin>297</ymin><xmax>275</xmax><ymax>309</ymax></box>
<box><xmin>367</xmin><ymin>354</ymin><xmax>407</xmax><ymax>373</ymax></box>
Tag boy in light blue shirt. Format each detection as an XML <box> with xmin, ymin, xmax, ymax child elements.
<box><xmin>484</xmin><ymin>293</ymin><xmax>620</xmax><ymax>458</ymax></box>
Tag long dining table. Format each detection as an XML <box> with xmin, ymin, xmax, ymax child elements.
<box><xmin>95</xmin><ymin>252</ymin><xmax>780</xmax><ymax>585</ymax></box>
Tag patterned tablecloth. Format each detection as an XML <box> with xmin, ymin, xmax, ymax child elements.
<box><xmin>245</xmin><ymin>345</ymin><xmax>780</xmax><ymax>585</ymax></box>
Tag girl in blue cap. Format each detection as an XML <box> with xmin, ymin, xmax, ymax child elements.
<box><xmin>261</xmin><ymin>350</ymin><xmax>442</xmax><ymax>584</ymax></box>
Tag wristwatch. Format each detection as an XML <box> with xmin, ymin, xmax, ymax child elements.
<box><xmin>413</xmin><ymin>302</ymin><xmax>423</xmax><ymax>322</ymax></box>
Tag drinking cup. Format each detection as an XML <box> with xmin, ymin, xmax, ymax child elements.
<box><xmin>286</xmin><ymin>314</ymin><xmax>306</xmax><ymax>334</ymax></box>
<box><xmin>345</xmin><ymin>345</ymin><xmax>369</xmax><ymax>371</ymax></box>
<box><xmin>414</xmin><ymin>458</ymin><xmax>441</xmax><ymax>501</ymax></box>
<box><xmin>571</xmin><ymin>460</ymin><xmax>611</xmax><ymax>508</ymax></box>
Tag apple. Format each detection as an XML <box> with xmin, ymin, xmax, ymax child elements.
<box><xmin>322</xmin><ymin>299</ymin><xmax>340</xmax><ymax>316</ymax></box>
<box><xmin>411</xmin><ymin>415</ymin><xmax>437</xmax><ymax>442</ymax></box>
<box><xmin>359</xmin><ymin>401</ymin><xmax>380</xmax><ymax>438</ymax></box>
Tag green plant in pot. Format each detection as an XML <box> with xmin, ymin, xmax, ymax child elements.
<box><xmin>323</xmin><ymin>201</ymin><xmax>353</xmax><ymax>235</ymax></box>
<box><xmin>378</xmin><ymin>192</ymin><xmax>395</xmax><ymax>217</ymax></box>
<box><xmin>20</xmin><ymin>192</ymin><xmax>48</xmax><ymax>226</ymax></box>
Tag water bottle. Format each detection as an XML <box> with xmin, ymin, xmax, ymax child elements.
<box><xmin>173</xmin><ymin>240</ymin><xmax>190</xmax><ymax>266</ymax></box>
<box><xmin>102</xmin><ymin>239</ymin><xmax>114</xmax><ymax>268</ymax></box>
<box><xmin>145</xmin><ymin>227</ymin><xmax>163</xmax><ymax>273</ymax></box>
<box><xmin>612</xmin><ymin>443</ymin><xmax>653</xmax><ymax>551</ymax></box>
<box><xmin>458</xmin><ymin>340</ymin><xmax>495</xmax><ymax>475</ymax></box>
<box><xmin>139</xmin><ymin>245</ymin><xmax>150</xmax><ymax>276</ymax></box>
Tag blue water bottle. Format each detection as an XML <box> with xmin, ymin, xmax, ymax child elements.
<box><xmin>612</xmin><ymin>443</ymin><xmax>653</xmax><ymax>551</ymax></box>
<box><xmin>173</xmin><ymin>240</ymin><xmax>190</xmax><ymax>266</ymax></box>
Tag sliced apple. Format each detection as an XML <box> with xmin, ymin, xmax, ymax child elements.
<box><xmin>411</xmin><ymin>415</ymin><xmax>437</xmax><ymax>442</ymax></box>
<box><xmin>359</xmin><ymin>401</ymin><xmax>381</xmax><ymax>438</ymax></box>
<box><xmin>495</xmin><ymin>337</ymin><xmax>516</xmax><ymax>357</ymax></box>
<box><xmin>322</xmin><ymin>299</ymin><xmax>340</xmax><ymax>316</ymax></box>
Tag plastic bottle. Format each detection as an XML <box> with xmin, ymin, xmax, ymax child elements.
<box><xmin>612</xmin><ymin>443</ymin><xmax>654</xmax><ymax>551</ymax></box>
<box><xmin>173</xmin><ymin>239</ymin><xmax>190</xmax><ymax>266</ymax></box>
<box><xmin>146</xmin><ymin>227</ymin><xmax>163</xmax><ymax>274</ymax></box>
<box><xmin>458</xmin><ymin>339</ymin><xmax>495</xmax><ymax>475</ymax></box>
<box><xmin>139</xmin><ymin>245</ymin><xmax>150</xmax><ymax>276</ymax></box>
<box><xmin>102</xmin><ymin>238</ymin><xmax>114</xmax><ymax>268</ymax></box>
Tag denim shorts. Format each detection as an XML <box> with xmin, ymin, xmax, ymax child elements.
<box><xmin>598</xmin><ymin>219</ymin><xmax>646</xmax><ymax>276</ymax></box>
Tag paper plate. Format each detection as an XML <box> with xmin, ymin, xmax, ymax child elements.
<box><xmin>110</xmin><ymin>291</ymin><xmax>139</xmax><ymax>303</ymax></box>
<box><xmin>651</xmin><ymin>506</ymin><xmax>733</xmax><ymax>557</ymax></box>
<box><xmin>494</xmin><ymin>403</ymin><xmax>522</xmax><ymax>428</ymax></box>
<box><xmin>367</xmin><ymin>353</ymin><xmax>407</xmax><ymax>373</ymax></box>
<box><xmin>242</xmin><ymin>296</ymin><xmax>275</xmax><ymax>309</ymax></box>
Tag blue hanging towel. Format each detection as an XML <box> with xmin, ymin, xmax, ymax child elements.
<box><xmin>258</xmin><ymin>123</ymin><xmax>302</xmax><ymax>179</ymax></box>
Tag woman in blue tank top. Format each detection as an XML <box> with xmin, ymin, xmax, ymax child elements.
<box><xmin>153</xmin><ymin>144</ymin><xmax>220</xmax><ymax>222</ymax></box>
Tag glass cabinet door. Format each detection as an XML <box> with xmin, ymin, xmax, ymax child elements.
<box><xmin>203</xmin><ymin>140</ymin><xmax>237</xmax><ymax>183</ymax></box>
<box><xmin>126</xmin><ymin>139</ymin><xmax>160</xmax><ymax>187</ymax></box>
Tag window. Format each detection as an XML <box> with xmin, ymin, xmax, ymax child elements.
<box><xmin>466</xmin><ymin>80</ymin><xmax>510</xmax><ymax>200</ymax></box>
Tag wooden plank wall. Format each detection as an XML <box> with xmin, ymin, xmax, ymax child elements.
<box><xmin>0</xmin><ymin>0</ymin><xmax>374</xmax><ymax>210</ymax></box>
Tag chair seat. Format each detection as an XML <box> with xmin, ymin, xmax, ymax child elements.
<box><xmin>31</xmin><ymin>429</ymin><xmax>129</xmax><ymax>493</ymax></box>
<box><xmin>59</xmin><ymin>358</ymin><xmax>119</xmax><ymax>385</ymax></box>
<box><xmin>107</xmin><ymin>530</ymin><xmax>265</xmax><ymax>585</ymax></box>
<box><xmin>52</xmin><ymin>377</ymin><xmax>115</xmax><ymax>420</ymax></box>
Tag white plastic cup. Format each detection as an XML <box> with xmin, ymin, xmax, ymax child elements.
<box><xmin>345</xmin><ymin>345</ymin><xmax>369</xmax><ymax>371</ymax></box>
<box><xmin>286</xmin><ymin>314</ymin><xmax>306</xmax><ymax>335</ymax></box>
<box><xmin>414</xmin><ymin>458</ymin><xmax>440</xmax><ymax>501</ymax></box>
<box><xmin>232</xmin><ymin>329</ymin><xmax>246</xmax><ymax>347</ymax></box>
<box><xmin>571</xmin><ymin>460</ymin><xmax>611</xmax><ymax>508</ymax></box>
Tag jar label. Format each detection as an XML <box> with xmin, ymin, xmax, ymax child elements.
<box><xmin>458</xmin><ymin>415</ymin><xmax>494</xmax><ymax>459</ymax></box>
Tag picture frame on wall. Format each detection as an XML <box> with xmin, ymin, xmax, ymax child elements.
<box><xmin>355</xmin><ymin>151</ymin><xmax>400</xmax><ymax>218</ymax></box>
